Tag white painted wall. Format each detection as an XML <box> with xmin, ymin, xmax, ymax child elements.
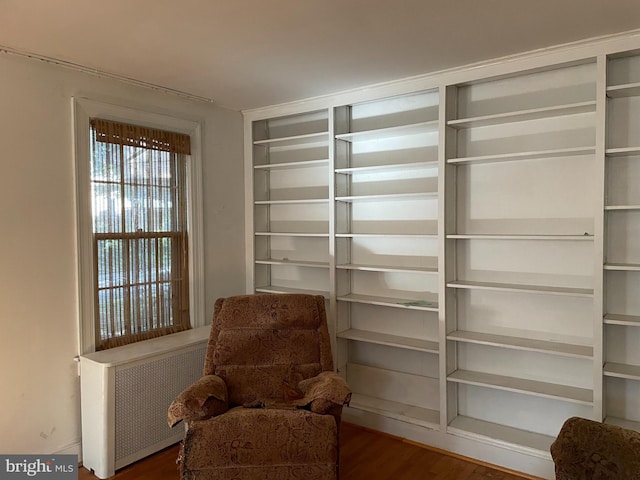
<box><xmin>0</xmin><ymin>53</ymin><xmax>245</xmax><ymax>455</ymax></box>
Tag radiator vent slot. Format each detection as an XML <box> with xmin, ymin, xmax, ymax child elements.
<box><xmin>114</xmin><ymin>347</ymin><xmax>205</xmax><ymax>462</ymax></box>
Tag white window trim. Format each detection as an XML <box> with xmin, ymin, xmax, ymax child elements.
<box><xmin>72</xmin><ymin>97</ymin><xmax>205</xmax><ymax>354</ymax></box>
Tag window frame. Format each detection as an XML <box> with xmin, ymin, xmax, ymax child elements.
<box><xmin>73</xmin><ymin>98</ymin><xmax>205</xmax><ymax>354</ymax></box>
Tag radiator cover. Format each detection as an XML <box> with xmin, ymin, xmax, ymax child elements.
<box><xmin>80</xmin><ymin>326</ymin><xmax>209</xmax><ymax>478</ymax></box>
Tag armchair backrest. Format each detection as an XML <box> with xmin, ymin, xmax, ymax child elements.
<box><xmin>203</xmin><ymin>294</ymin><xmax>334</xmax><ymax>407</ymax></box>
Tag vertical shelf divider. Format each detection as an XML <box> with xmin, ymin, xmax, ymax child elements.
<box><xmin>593</xmin><ymin>54</ymin><xmax>607</xmax><ymax>422</ymax></box>
<box><xmin>333</xmin><ymin>105</ymin><xmax>350</xmax><ymax>378</ymax></box>
<box><xmin>440</xmin><ymin>84</ymin><xmax>458</xmax><ymax>431</ymax></box>
<box><xmin>244</xmin><ymin>118</ymin><xmax>257</xmax><ymax>293</ymax></box>
<box><xmin>328</xmin><ymin>107</ymin><xmax>338</xmax><ymax>364</ymax></box>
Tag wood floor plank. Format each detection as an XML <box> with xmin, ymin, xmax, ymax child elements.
<box><xmin>78</xmin><ymin>422</ymin><xmax>538</xmax><ymax>480</ymax></box>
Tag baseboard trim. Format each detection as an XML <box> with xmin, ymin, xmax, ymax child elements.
<box><xmin>55</xmin><ymin>441</ymin><xmax>81</xmax><ymax>456</ymax></box>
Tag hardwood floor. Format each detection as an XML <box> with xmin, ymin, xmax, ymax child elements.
<box><xmin>79</xmin><ymin>422</ymin><xmax>538</xmax><ymax>480</ymax></box>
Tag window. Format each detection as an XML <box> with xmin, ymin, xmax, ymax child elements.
<box><xmin>73</xmin><ymin>99</ymin><xmax>204</xmax><ymax>353</ymax></box>
<box><xmin>89</xmin><ymin>119</ymin><xmax>191</xmax><ymax>350</ymax></box>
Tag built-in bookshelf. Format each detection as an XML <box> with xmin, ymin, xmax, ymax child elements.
<box><xmin>244</xmin><ymin>40</ymin><xmax>640</xmax><ymax>479</ymax></box>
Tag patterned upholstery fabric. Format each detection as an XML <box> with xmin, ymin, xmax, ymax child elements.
<box><xmin>168</xmin><ymin>294</ymin><xmax>351</xmax><ymax>480</ymax></box>
<box><xmin>182</xmin><ymin>408</ymin><xmax>338</xmax><ymax>480</ymax></box>
<box><xmin>167</xmin><ymin>375</ymin><xmax>228</xmax><ymax>427</ymax></box>
<box><xmin>550</xmin><ymin>416</ymin><xmax>640</xmax><ymax>479</ymax></box>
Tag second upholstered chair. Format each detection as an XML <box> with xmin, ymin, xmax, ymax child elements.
<box><xmin>168</xmin><ymin>293</ymin><xmax>351</xmax><ymax>480</ymax></box>
<box><xmin>550</xmin><ymin>416</ymin><xmax>640</xmax><ymax>479</ymax></box>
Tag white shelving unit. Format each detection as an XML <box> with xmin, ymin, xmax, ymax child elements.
<box><xmin>443</xmin><ymin>60</ymin><xmax>599</xmax><ymax>453</ymax></box>
<box><xmin>333</xmin><ymin>91</ymin><xmax>441</xmax><ymax>430</ymax></box>
<box><xmin>244</xmin><ymin>38</ymin><xmax>640</xmax><ymax>479</ymax></box>
<box><xmin>251</xmin><ymin>109</ymin><xmax>331</xmax><ymax>297</ymax></box>
<box><xmin>603</xmin><ymin>51</ymin><xmax>640</xmax><ymax>432</ymax></box>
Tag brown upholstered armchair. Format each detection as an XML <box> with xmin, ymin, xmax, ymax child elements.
<box><xmin>550</xmin><ymin>416</ymin><xmax>640</xmax><ymax>479</ymax></box>
<box><xmin>167</xmin><ymin>293</ymin><xmax>351</xmax><ymax>480</ymax></box>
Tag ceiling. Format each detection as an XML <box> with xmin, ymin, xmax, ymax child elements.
<box><xmin>2</xmin><ymin>0</ymin><xmax>640</xmax><ymax>111</ymax></box>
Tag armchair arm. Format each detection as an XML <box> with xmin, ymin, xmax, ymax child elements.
<box><xmin>293</xmin><ymin>371</ymin><xmax>352</xmax><ymax>415</ymax></box>
<box><xmin>167</xmin><ymin>375</ymin><xmax>228</xmax><ymax>427</ymax></box>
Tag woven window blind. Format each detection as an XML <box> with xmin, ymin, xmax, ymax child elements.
<box><xmin>90</xmin><ymin>119</ymin><xmax>191</xmax><ymax>350</ymax></box>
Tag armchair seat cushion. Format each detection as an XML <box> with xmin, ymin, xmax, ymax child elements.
<box><xmin>182</xmin><ymin>407</ymin><xmax>337</xmax><ymax>478</ymax></box>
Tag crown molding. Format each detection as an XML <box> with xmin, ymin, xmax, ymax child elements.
<box><xmin>0</xmin><ymin>44</ymin><xmax>215</xmax><ymax>104</ymax></box>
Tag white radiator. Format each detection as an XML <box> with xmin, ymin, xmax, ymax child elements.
<box><xmin>80</xmin><ymin>326</ymin><xmax>210</xmax><ymax>478</ymax></box>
